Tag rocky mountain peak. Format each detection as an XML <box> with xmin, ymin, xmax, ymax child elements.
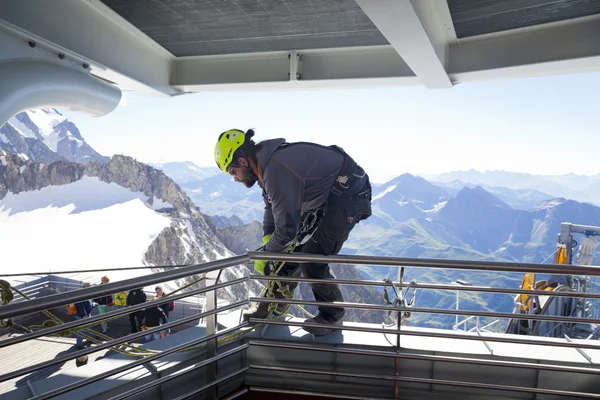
<box><xmin>0</xmin><ymin>108</ymin><xmax>108</xmax><ymax>164</ymax></box>
<box><xmin>454</xmin><ymin>185</ymin><xmax>512</xmax><ymax>210</ymax></box>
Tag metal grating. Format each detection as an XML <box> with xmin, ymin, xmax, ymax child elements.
<box><xmin>100</xmin><ymin>0</ymin><xmax>389</xmax><ymax>57</ymax></box>
<box><xmin>448</xmin><ymin>0</ymin><xmax>600</xmax><ymax>38</ymax></box>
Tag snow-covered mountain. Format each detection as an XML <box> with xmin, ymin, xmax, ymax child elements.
<box><xmin>149</xmin><ymin>161</ymin><xmax>219</xmax><ymax>184</ymax></box>
<box><xmin>0</xmin><ymin>109</ymin><xmax>108</xmax><ymax>164</ymax></box>
<box><xmin>0</xmin><ymin>152</ymin><xmax>260</xmax><ymax>300</ymax></box>
<box><xmin>0</xmin><ymin>110</ymin><xmax>261</xmax><ymax>301</ymax></box>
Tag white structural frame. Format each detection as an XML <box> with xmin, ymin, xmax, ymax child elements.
<box><xmin>356</xmin><ymin>0</ymin><xmax>455</xmax><ymax>89</ymax></box>
<box><xmin>0</xmin><ymin>0</ymin><xmax>599</xmax><ymax>109</ymax></box>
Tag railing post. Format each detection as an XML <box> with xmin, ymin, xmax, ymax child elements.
<box><xmin>394</xmin><ymin>268</ymin><xmax>402</xmax><ymax>399</ymax></box>
<box><xmin>204</xmin><ymin>269</ymin><xmax>220</xmax><ymax>399</ymax></box>
<box><xmin>558</xmin><ymin>223</ymin><xmax>574</xmax><ymax>264</ymax></box>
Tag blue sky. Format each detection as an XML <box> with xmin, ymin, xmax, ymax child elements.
<box><xmin>63</xmin><ymin>71</ymin><xmax>600</xmax><ymax>184</ymax></box>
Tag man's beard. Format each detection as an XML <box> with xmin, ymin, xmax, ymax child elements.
<box><xmin>241</xmin><ymin>176</ymin><xmax>257</xmax><ymax>188</ymax></box>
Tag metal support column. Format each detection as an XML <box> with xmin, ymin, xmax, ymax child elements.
<box><xmin>394</xmin><ymin>268</ymin><xmax>402</xmax><ymax>399</ymax></box>
<box><xmin>558</xmin><ymin>223</ymin><xmax>574</xmax><ymax>264</ymax></box>
<box><xmin>204</xmin><ymin>269</ymin><xmax>220</xmax><ymax>399</ymax></box>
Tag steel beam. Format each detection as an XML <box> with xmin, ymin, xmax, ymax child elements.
<box><xmin>449</xmin><ymin>14</ymin><xmax>600</xmax><ymax>83</ymax></box>
<box><xmin>356</xmin><ymin>0</ymin><xmax>453</xmax><ymax>89</ymax></box>
<box><xmin>172</xmin><ymin>45</ymin><xmax>418</xmax><ymax>92</ymax></box>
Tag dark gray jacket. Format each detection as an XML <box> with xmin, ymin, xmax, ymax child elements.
<box><xmin>256</xmin><ymin>139</ymin><xmax>345</xmax><ymax>252</ymax></box>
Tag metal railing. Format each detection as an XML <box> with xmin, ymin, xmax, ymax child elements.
<box><xmin>1</xmin><ymin>252</ymin><xmax>600</xmax><ymax>399</ymax></box>
<box><xmin>245</xmin><ymin>251</ymin><xmax>600</xmax><ymax>399</ymax></box>
<box><xmin>0</xmin><ymin>255</ymin><xmax>251</xmax><ymax>400</ymax></box>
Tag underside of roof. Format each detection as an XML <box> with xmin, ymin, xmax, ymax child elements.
<box><xmin>0</xmin><ymin>0</ymin><xmax>600</xmax><ymax>122</ymax></box>
<box><xmin>448</xmin><ymin>0</ymin><xmax>600</xmax><ymax>38</ymax></box>
<box><xmin>101</xmin><ymin>0</ymin><xmax>390</xmax><ymax>57</ymax></box>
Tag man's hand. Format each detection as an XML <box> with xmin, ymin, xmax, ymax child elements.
<box><xmin>254</xmin><ymin>234</ymin><xmax>272</xmax><ymax>275</ymax></box>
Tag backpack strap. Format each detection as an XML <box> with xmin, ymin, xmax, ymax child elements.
<box><xmin>329</xmin><ymin>145</ymin><xmax>364</xmax><ymax>196</ymax></box>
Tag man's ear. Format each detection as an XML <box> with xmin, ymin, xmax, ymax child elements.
<box><xmin>238</xmin><ymin>157</ymin><xmax>249</xmax><ymax>167</ymax></box>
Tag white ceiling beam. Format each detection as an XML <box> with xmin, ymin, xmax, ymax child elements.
<box><xmin>0</xmin><ymin>0</ymin><xmax>176</xmax><ymax>97</ymax></box>
<box><xmin>449</xmin><ymin>15</ymin><xmax>600</xmax><ymax>83</ymax></box>
<box><xmin>172</xmin><ymin>45</ymin><xmax>419</xmax><ymax>92</ymax></box>
<box><xmin>356</xmin><ymin>0</ymin><xmax>454</xmax><ymax>89</ymax></box>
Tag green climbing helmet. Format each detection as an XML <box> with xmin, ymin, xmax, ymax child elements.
<box><xmin>214</xmin><ymin>129</ymin><xmax>246</xmax><ymax>173</ymax></box>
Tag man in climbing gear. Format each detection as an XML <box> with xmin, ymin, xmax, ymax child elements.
<box><xmin>214</xmin><ymin>129</ymin><xmax>372</xmax><ymax>335</ymax></box>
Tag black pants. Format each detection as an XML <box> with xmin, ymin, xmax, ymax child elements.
<box><xmin>278</xmin><ymin>184</ymin><xmax>371</xmax><ymax>322</ymax></box>
<box><xmin>129</xmin><ymin>311</ymin><xmax>143</xmax><ymax>333</ymax></box>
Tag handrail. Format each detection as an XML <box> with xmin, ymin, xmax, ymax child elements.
<box><xmin>251</xmin><ymin>319</ymin><xmax>600</xmax><ymax>350</ymax></box>
<box><xmin>3</xmin><ymin>251</ymin><xmax>600</xmax><ymax>399</ymax></box>
<box><xmin>454</xmin><ymin>315</ymin><xmax>476</xmax><ymax>330</ymax></box>
<box><xmin>249</xmin><ymin>251</ymin><xmax>600</xmax><ymax>275</ymax></box>
<box><xmin>258</xmin><ymin>274</ymin><xmax>600</xmax><ymax>299</ymax></box>
<box><xmin>0</xmin><ymin>254</ymin><xmax>249</xmax><ymax>319</ymax></box>
<box><xmin>249</xmin><ymin>297</ymin><xmax>600</xmax><ymax>325</ymax></box>
<box><xmin>0</xmin><ymin>303</ymin><xmax>249</xmax><ymax>384</ymax></box>
<box><xmin>0</xmin><ymin>277</ymin><xmax>249</xmax><ymax>349</ymax></box>
<box><xmin>0</xmin><ymin>264</ymin><xmax>189</xmax><ymax>278</ymax></box>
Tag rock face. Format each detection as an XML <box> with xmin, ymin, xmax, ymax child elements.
<box><xmin>216</xmin><ymin>220</ymin><xmax>263</xmax><ymax>254</ymax></box>
<box><xmin>0</xmin><ymin>152</ymin><xmax>261</xmax><ymax>301</ymax></box>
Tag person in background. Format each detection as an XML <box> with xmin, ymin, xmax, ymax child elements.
<box><xmin>140</xmin><ymin>298</ymin><xmax>167</xmax><ymax>342</ymax></box>
<box><xmin>93</xmin><ymin>275</ymin><xmax>114</xmax><ymax>333</ymax></box>
<box><xmin>74</xmin><ymin>282</ymin><xmax>93</xmax><ymax>349</ymax></box>
<box><xmin>155</xmin><ymin>285</ymin><xmax>173</xmax><ymax>336</ymax></box>
<box><xmin>127</xmin><ymin>288</ymin><xmax>147</xmax><ymax>333</ymax></box>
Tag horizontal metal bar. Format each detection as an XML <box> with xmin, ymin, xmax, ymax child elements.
<box><xmin>0</xmin><ymin>254</ymin><xmax>249</xmax><ymax>319</ymax></box>
<box><xmin>455</xmin><ymin>316</ymin><xmax>476</xmax><ymax>329</ymax></box>
<box><xmin>31</xmin><ymin>325</ymin><xmax>249</xmax><ymax>400</ymax></box>
<box><xmin>256</xmin><ymin>274</ymin><xmax>600</xmax><ymax>299</ymax></box>
<box><xmin>249</xmin><ymin>251</ymin><xmax>600</xmax><ymax>275</ymax></box>
<box><xmin>250</xmin><ymin>387</ymin><xmax>390</xmax><ymax>400</ymax></box>
<box><xmin>12</xmin><ymin>281</ymin><xmax>47</xmax><ymax>290</ymax></box>
<box><xmin>566</xmin><ymin>223</ymin><xmax>600</xmax><ymax>235</ymax></box>
<box><xmin>221</xmin><ymin>388</ymin><xmax>249</xmax><ymax>400</ymax></box>
<box><xmin>481</xmin><ymin>319</ymin><xmax>500</xmax><ymax>331</ymax></box>
<box><xmin>0</xmin><ymin>276</ymin><xmax>248</xmax><ymax>349</ymax></box>
<box><xmin>249</xmin><ymin>339</ymin><xmax>600</xmax><ymax>375</ymax></box>
<box><xmin>396</xmin><ymin>282</ymin><xmax>600</xmax><ymax>299</ymax></box>
<box><xmin>1</xmin><ymin>264</ymin><xmax>189</xmax><ymax>277</ymax></box>
<box><xmin>0</xmin><ymin>302</ymin><xmax>249</xmax><ymax>384</ymax></box>
<box><xmin>249</xmin><ymin>297</ymin><xmax>600</xmax><ymax>325</ymax></box>
<box><xmin>112</xmin><ymin>345</ymin><xmax>249</xmax><ymax>400</ymax></box>
<box><xmin>249</xmin><ymin>365</ymin><xmax>600</xmax><ymax>398</ymax></box>
<box><xmin>171</xmin><ymin>367</ymin><xmax>249</xmax><ymax>400</ymax></box>
<box><xmin>249</xmin><ymin>318</ymin><xmax>600</xmax><ymax>350</ymax></box>
<box><xmin>12</xmin><ymin>289</ymin><xmax>42</xmax><ymax>297</ymax></box>
<box><xmin>254</xmin><ymin>275</ymin><xmax>388</xmax><ymax>287</ymax></box>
